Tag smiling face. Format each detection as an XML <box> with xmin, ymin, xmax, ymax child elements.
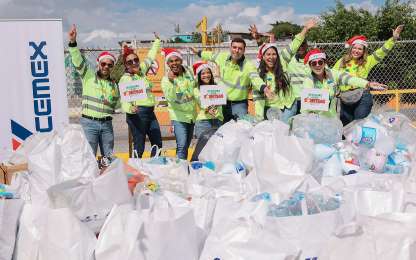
<box><xmin>230</xmin><ymin>42</ymin><xmax>245</xmax><ymax>61</ymax></box>
<box><xmin>98</xmin><ymin>58</ymin><xmax>114</xmax><ymax>77</ymax></box>
<box><xmin>125</xmin><ymin>53</ymin><xmax>140</xmax><ymax>74</ymax></box>
<box><xmin>199</xmin><ymin>68</ymin><xmax>212</xmax><ymax>84</ymax></box>
<box><xmin>309</xmin><ymin>59</ymin><xmax>326</xmax><ymax>76</ymax></box>
<box><xmin>167</xmin><ymin>55</ymin><xmax>183</xmax><ymax>74</ymax></box>
<box><xmin>351</xmin><ymin>44</ymin><xmax>365</xmax><ymax>59</ymax></box>
<box><xmin>263</xmin><ymin>47</ymin><xmax>278</xmax><ymax>69</ymax></box>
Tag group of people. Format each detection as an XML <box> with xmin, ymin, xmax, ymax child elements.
<box><xmin>67</xmin><ymin>21</ymin><xmax>404</xmax><ymax>160</ymax></box>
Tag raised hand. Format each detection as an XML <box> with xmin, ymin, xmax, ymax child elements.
<box><xmin>68</xmin><ymin>24</ymin><xmax>77</xmax><ymax>43</ymax></box>
<box><xmin>153</xmin><ymin>32</ymin><xmax>160</xmax><ymax>40</ymax></box>
<box><xmin>249</xmin><ymin>24</ymin><xmax>259</xmax><ymax>40</ymax></box>
<box><xmin>393</xmin><ymin>25</ymin><xmax>404</xmax><ymax>40</ymax></box>
<box><xmin>368</xmin><ymin>82</ymin><xmax>388</xmax><ymax>91</ymax></box>
<box><xmin>304</xmin><ymin>18</ymin><xmax>318</xmax><ymax>31</ymax></box>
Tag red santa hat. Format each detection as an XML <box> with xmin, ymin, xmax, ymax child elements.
<box><xmin>192</xmin><ymin>61</ymin><xmax>211</xmax><ymax>76</ymax></box>
<box><xmin>257</xmin><ymin>43</ymin><xmax>278</xmax><ymax>61</ymax></box>
<box><xmin>162</xmin><ymin>48</ymin><xmax>182</xmax><ymax>61</ymax></box>
<box><xmin>122</xmin><ymin>45</ymin><xmax>136</xmax><ymax>62</ymax></box>
<box><xmin>96</xmin><ymin>51</ymin><xmax>116</xmax><ymax>64</ymax></box>
<box><xmin>345</xmin><ymin>35</ymin><xmax>368</xmax><ymax>48</ymax></box>
<box><xmin>304</xmin><ymin>49</ymin><xmax>326</xmax><ymax>64</ymax></box>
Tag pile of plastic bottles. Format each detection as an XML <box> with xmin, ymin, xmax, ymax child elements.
<box><xmin>267</xmin><ymin>191</ymin><xmax>341</xmax><ymax>217</ymax></box>
<box><xmin>0</xmin><ymin>184</ymin><xmax>14</xmax><ymax>198</ymax></box>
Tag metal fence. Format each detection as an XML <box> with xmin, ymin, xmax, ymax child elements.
<box><xmin>65</xmin><ymin>40</ymin><xmax>416</xmax><ymax>151</ymax></box>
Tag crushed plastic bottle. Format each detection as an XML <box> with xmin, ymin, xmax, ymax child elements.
<box><xmin>292</xmin><ymin>114</ymin><xmax>343</xmax><ymax>144</ymax></box>
<box><xmin>251</xmin><ymin>192</ymin><xmax>271</xmax><ymax>202</ymax></box>
<box><xmin>266</xmin><ymin>107</ymin><xmax>282</xmax><ymax>121</ymax></box>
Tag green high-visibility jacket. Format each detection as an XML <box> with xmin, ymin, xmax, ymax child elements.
<box><xmin>119</xmin><ymin>39</ymin><xmax>161</xmax><ymax>113</ymax></box>
<box><xmin>161</xmin><ymin>66</ymin><xmax>197</xmax><ymax>123</ymax></box>
<box><xmin>333</xmin><ymin>38</ymin><xmax>395</xmax><ymax>92</ymax></box>
<box><xmin>287</xmin><ymin>56</ymin><xmax>311</xmax><ymax>99</ymax></box>
<box><xmin>253</xmin><ymin>33</ymin><xmax>306</xmax><ymax>119</ymax></box>
<box><xmin>193</xmin><ymin>87</ymin><xmax>224</xmax><ymax>121</ymax></box>
<box><xmin>200</xmin><ymin>51</ymin><xmax>265</xmax><ymax>101</ymax></box>
<box><xmin>69</xmin><ymin>47</ymin><xmax>120</xmax><ymax>118</ymax></box>
<box><xmin>300</xmin><ymin>68</ymin><xmax>368</xmax><ymax>117</ymax></box>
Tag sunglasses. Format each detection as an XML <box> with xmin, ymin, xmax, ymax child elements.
<box><xmin>100</xmin><ymin>62</ymin><xmax>114</xmax><ymax>68</ymax></box>
<box><xmin>310</xmin><ymin>60</ymin><xmax>324</xmax><ymax>67</ymax></box>
<box><xmin>126</xmin><ymin>58</ymin><xmax>140</xmax><ymax>66</ymax></box>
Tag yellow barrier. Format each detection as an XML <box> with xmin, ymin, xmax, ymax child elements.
<box><xmin>371</xmin><ymin>88</ymin><xmax>416</xmax><ymax>113</ymax></box>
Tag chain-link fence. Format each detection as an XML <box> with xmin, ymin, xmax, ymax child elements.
<box><xmin>65</xmin><ymin>40</ymin><xmax>416</xmax><ymax>151</ymax></box>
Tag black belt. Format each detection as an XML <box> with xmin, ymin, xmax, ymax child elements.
<box><xmin>82</xmin><ymin>114</ymin><xmax>112</xmax><ymax>122</ymax></box>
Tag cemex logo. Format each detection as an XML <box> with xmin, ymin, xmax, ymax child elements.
<box><xmin>11</xmin><ymin>120</ymin><xmax>32</xmax><ymax>150</ymax></box>
<box><xmin>30</xmin><ymin>41</ymin><xmax>53</xmax><ymax>133</ymax></box>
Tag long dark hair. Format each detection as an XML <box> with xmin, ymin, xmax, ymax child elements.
<box><xmin>258</xmin><ymin>46</ymin><xmax>290</xmax><ymax>96</ymax></box>
<box><xmin>197</xmin><ymin>68</ymin><xmax>215</xmax><ymax>87</ymax></box>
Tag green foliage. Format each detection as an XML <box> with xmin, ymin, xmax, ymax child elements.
<box><xmin>270</xmin><ymin>21</ymin><xmax>302</xmax><ymax>39</ymax></box>
<box><xmin>307</xmin><ymin>0</ymin><xmax>416</xmax><ymax>42</ymax></box>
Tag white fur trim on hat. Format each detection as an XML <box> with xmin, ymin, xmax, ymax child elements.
<box><xmin>165</xmin><ymin>51</ymin><xmax>182</xmax><ymax>61</ymax></box>
<box><xmin>261</xmin><ymin>43</ymin><xmax>278</xmax><ymax>56</ymax></box>
<box><xmin>195</xmin><ymin>63</ymin><xmax>211</xmax><ymax>75</ymax></box>
<box><xmin>97</xmin><ymin>54</ymin><xmax>116</xmax><ymax>63</ymax></box>
<box><xmin>308</xmin><ymin>53</ymin><xmax>326</xmax><ymax>62</ymax></box>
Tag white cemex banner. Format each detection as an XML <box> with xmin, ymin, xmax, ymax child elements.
<box><xmin>0</xmin><ymin>19</ymin><xmax>68</xmax><ymax>151</ymax></box>
<box><xmin>301</xmin><ymin>88</ymin><xmax>330</xmax><ymax>112</ymax></box>
<box><xmin>118</xmin><ymin>80</ymin><xmax>148</xmax><ymax>103</ymax></box>
<box><xmin>200</xmin><ymin>85</ymin><xmax>227</xmax><ymax>108</ymax></box>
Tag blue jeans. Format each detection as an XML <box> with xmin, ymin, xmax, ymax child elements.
<box><xmin>264</xmin><ymin>101</ymin><xmax>298</xmax><ymax>124</ymax></box>
<box><xmin>172</xmin><ymin>120</ymin><xmax>194</xmax><ymax>160</ymax></box>
<box><xmin>126</xmin><ymin>106</ymin><xmax>162</xmax><ymax>158</ymax></box>
<box><xmin>222</xmin><ymin>100</ymin><xmax>248</xmax><ymax>122</ymax></box>
<box><xmin>80</xmin><ymin>117</ymin><xmax>114</xmax><ymax>157</ymax></box>
<box><xmin>195</xmin><ymin>119</ymin><xmax>222</xmax><ymax>139</ymax></box>
<box><xmin>340</xmin><ymin>89</ymin><xmax>374</xmax><ymax>126</ymax></box>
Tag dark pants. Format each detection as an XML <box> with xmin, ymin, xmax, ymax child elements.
<box><xmin>172</xmin><ymin>120</ymin><xmax>194</xmax><ymax>160</ymax></box>
<box><xmin>340</xmin><ymin>89</ymin><xmax>374</xmax><ymax>126</ymax></box>
<box><xmin>222</xmin><ymin>100</ymin><xmax>248</xmax><ymax>123</ymax></box>
<box><xmin>126</xmin><ymin>106</ymin><xmax>162</xmax><ymax>158</ymax></box>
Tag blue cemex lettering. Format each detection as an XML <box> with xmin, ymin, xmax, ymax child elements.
<box><xmin>30</xmin><ymin>41</ymin><xmax>52</xmax><ymax>132</ymax></box>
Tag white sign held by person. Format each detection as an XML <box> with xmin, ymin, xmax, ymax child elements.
<box><xmin>0</xmin><ymin>19</ymin><xmax>68</xmax><ymax>151</ymax></box>
<box><xmin>200</xmin><ymin>85</ymin><xmax>227</xmax><ymax>108</ymax></box>
<box><xmin>119</xmin><ymin>80</ymin><xmax>148</xmax><ymax>103</ymax></box>
<box><xmin>301</xmin><ymin>88</ymin><xmax>330</xmax><ymax>112</ymax></box>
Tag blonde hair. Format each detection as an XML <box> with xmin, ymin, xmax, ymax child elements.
<box><xmin>339</xmin><ymin>46</ymin><xmax>369</xmax><ymax>68</ymax></box>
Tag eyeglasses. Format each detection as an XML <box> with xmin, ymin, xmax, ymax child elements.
<box><xmin>100</xmin><ymin>62</ymin><xmax>114</xmax><ymax>68</ymax></box>
<box><xmin>126</xmin><ymin>58</ymin><xmax>140</xmax><ymax>66</ymax></box>
<box><xmin>310</xmin><ymin>60</ymin><xmax>324</xmax><ymax>67</ymax></box>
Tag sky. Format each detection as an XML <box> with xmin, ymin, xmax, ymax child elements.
<box><xmin>0</xmin><ymin>0</ymin><xmax>386</xmax><ymax>47</ymax></box>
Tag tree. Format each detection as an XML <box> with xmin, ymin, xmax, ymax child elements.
<box><xmin>270</xmin><ymin>21</ymin><xmax>302</xmax><ymax>39</ymax></box>
<box><xmin>191</xmin><ymin>32</ymin><xmax>202</xmax><ymax>43</ymax></box>
<box><xmin>308</xmin><ymin>0</ymin><xmax>416</xmax><ymax>42</ymax></box>
<box><xmin>308</xmin><ymin>1</ymin><xmax>378</xmax><ymax>42</ymax></box>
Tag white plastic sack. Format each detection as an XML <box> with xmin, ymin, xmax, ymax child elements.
<box><xmin>135</xmin><ymin>193</ymin><xmax>205</xmax><ymax>260</ymax></box>
<box><xmin>238</xmin><ymin>119</ymin><xmax>289</xmax><ymax>171</ymax></box>
<box><xmin>200</xmin><ymin>217</ymin><xmax>300</xmax><ymax>260</ymax></box>
<box><xmin>320</xmin><ymin>213</ymin><xmax>416</xmax><ymax>260</ymax></box>
<box><xmin>95</xmin><ymin>204</ymin><xmax>141</xmax><ymax>260</ymax></box>
<box><xmin>57</xmin><ymin>124</ymin><xmax>99</xmax><ymax>181</ymax></box>
<box><xmin>47</xmin><ymin>159</ymin><xmax>132</xmax><ymax>233</ymax></box>
<box><xmin>14</xmin><ymin>205</ymin><xmax>97</xmax><ymax>260</ymax></box>
<box><xmin>0</xmin><ymin>198</ymin><xmax>24</xmax><ymax>260</ymax></box>
<box><xmin>199</xmin><ymin>120</ymin><xmax>252</xmax><ymax>168</ymax></box>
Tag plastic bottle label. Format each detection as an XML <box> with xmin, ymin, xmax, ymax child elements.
<box><xmin>359</xmin><ymin>127</ymin><xmax>377</xmax><ymax>146</ymax></box>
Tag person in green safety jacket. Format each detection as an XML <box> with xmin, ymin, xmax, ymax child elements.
<box><xmin>192</xmin><ymin>61</ymin><xmax>223</xmax><ymax>139</ymax></box>
<box><xmin>191</xmin><ymin>38</ymin><xmax>267</xmax><ymax>122</ymax></box>
<box><xmin>161</xmin><ymin>48</ymin><xmax>196</xmax><ymax>160</ymax></box>
<box><xmin>333</xmin><ymin>25</ymin><xmax>404</xmax><ymax>126</ymax></box>
<box><xmin>119</xmin><ymin>33</ymin><xmax>162</xmax><ymax>158</ymax></box>
<box><xmin>248</xmin><ymin>19</ymin><xmax>317</xmax><ymax>122</ymax></box>
<box><xmin>287</xmin><ymin>39</ymin><xmax>311</xmax><ymax>114</ymax></box>
<box><xmin>68</xmin><ymin>24</ymin><xmax>120</xmax><ymax>157</ymax></box>
<box><xmin>300</xmin><ymin>49</ymin><xmax>387</xmax><ymax>117</ymax></box>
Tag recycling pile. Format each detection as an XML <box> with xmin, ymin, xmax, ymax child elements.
<box><xmin>1</xmin><ymin>112</ymin><xmax>416</xmax><ymax>260</ymax></box>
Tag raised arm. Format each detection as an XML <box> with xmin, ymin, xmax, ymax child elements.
<box><xmin>67</xmin><ymin>24</ymin><xmax>94</xmax><ymax>79</ymax></box>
